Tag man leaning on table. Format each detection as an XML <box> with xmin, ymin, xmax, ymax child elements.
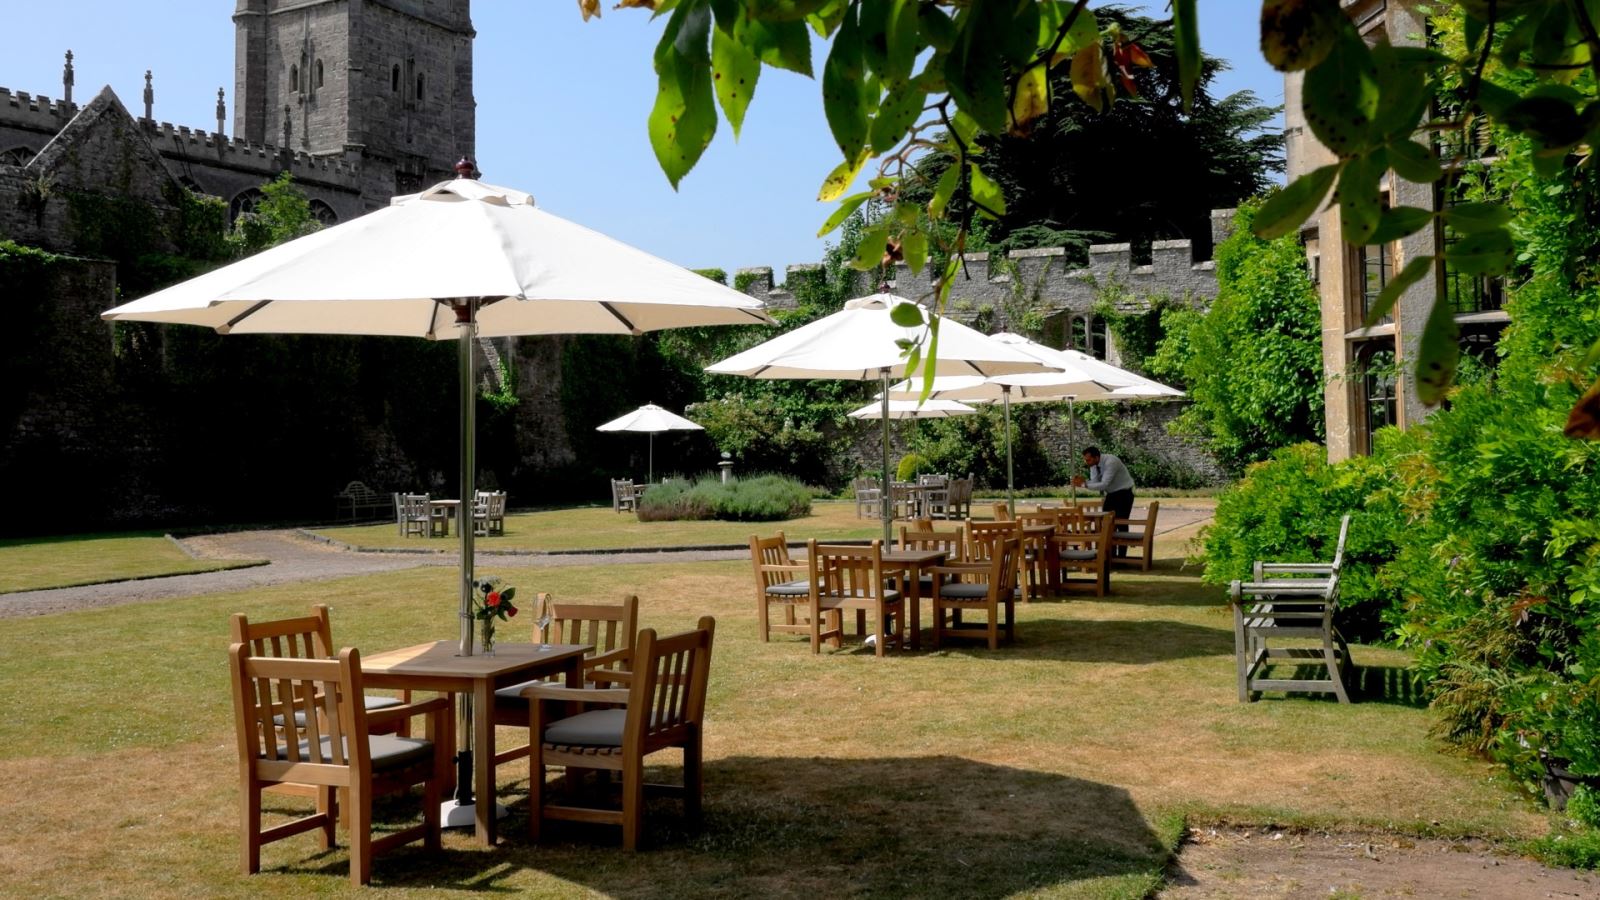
<box><xmin>1072</xmin><ymin>446</ymin><xmax>1134</xmax><ymax>556</ymax></box>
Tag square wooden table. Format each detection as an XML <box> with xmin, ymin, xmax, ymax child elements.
<box><xmin>360</xmin><ymin>640</ymin><xmax>590</xmax><ymax>845</ymax></box>
<box><xmin>882</xmin><ymin>548</ymin><xmax>948</xmax><ymax>650</ymax></box>
<box><xmin>427</xmin><ymin>499</ymin><xmax>460</xmax><ymax>537</ymax></box>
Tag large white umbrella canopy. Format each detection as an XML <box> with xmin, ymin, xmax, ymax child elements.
<box><xmin>101</xmin><ymin>172</ymin><xmax>771</xmax><ymax>826</ymax></box>
<box><xmin>706</xmin><ymin>294</ymin><xmax>1059</xmax><ymax>541</ymax></box>
<box><xmin>596</xmin><ymin>403</ymin><xmax>704</xmax><ymax>482</ymax></box>
<box><xmin>848</xmin><ymin>398</ymin><xmax>978</xmax><ymax>420</ymax></box>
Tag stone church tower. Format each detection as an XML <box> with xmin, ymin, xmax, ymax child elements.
<box><xmin>233</xmin><ymin>0</ymin><xmax>476</xmax><ymax>205</ymax></box>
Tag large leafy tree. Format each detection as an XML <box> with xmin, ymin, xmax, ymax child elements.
<box><xmin>586</xmin><ymin>0</ymin><xmax>1600</xmax><ymax>433</ymax></box>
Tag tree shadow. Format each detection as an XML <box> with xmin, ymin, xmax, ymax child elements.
<box><xmin>495</xmin><ymin>755</ymin><xmax>1170</xmax><ymax>898</ymax></box>
<box><xmin>1245</xmin><ymin>661</ymin><xmax>1427</xmax><ymax>708</ymax></box>
<box><xmin>915</xmin><ymin>616</ymin><xmax>1231</xmax><ymax>665</ymax></box>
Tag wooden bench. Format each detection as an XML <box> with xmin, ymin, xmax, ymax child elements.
<box><xmin>333</xmin><ymin>480</ymin><xmax>390</xmax><ymax>520</ymax></box>
<box><xmin>1228</xmin><ymin>515</ymin><xmax>1353</xmax><ymax>704</ymax></box>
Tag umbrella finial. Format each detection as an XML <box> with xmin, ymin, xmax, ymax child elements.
<box><xmin>454</xmin><ymin>157</ymin><xmax>476</xmax><ymax>179</ymax></box>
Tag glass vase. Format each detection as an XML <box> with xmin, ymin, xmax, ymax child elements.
<box><xmin>479</xmin><ymin>617</ymin><xmax>496</xmax><ymax>657</ymax></box>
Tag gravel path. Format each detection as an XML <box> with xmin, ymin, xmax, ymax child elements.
<box><xmin>0</xmin><ymin>506</ymin><xmax>1212</xmax><ymax>620</ymax></box>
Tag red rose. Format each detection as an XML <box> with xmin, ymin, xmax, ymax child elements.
<box><xmin>507</xmin><ymin>606</ymin><xmax>518</xmax><ymax>617</ymax></box>
<box><xmin>486</xmin><ymin>591</ymin><xmax>501</xmax><ymax>607</ymax></box>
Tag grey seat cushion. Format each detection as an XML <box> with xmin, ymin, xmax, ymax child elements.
<box><xmin>1059</xmin><ymin>548</ymin><xmax>1098</xmax><ymax>561</ymax></box>
<box><xmin>542</xmin><ymin>708</ymin><xmax>627</xmax><ymax>747</ymax></box>
<box><xmin>765</xmin><ymin>580</ymin><xmax>811</xmax><ymax>597</ymax></box>
<box><xmin>277</xmin><ymin>693</ymin><xmax>403</xmax><ymax>727</ymax></box>
<box><xmin>1114</xmin><ymin>530</ymin><xmax>1144</xmax><ymax>540</ymax></box>
<box><xmin>273</xmin><ymin>733</ymin><xmax>434</xmax><ymax>771</ymax></box>
<box><xmin>939</xmin><ymin>582</ymin><xmax>992</xmax><ymax>599</ymax></box>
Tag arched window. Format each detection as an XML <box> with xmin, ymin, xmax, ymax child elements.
<box><xmin>308</xmin><ymin>198</ymin><xmax>338</xmax><ymax>226</ymax></box>
<box><xmin>1089</xmin><ymin>318</ymin><xmax>1108</xmax><ymax>360</ymax></box>
<box><xmin>315</xmin><ymin>60</ymin><xmax>324</xmax><ymax>89</ymax></box>
<box><xmin>0</xmin><ymin>146</ymin><xmax>33</xmax><ymax>166</ymax></box>
<box><xmin>391</xmin><ymin>64</ymin><xmax>401</xmax><ymax>93</ymax></box>
<box><xmin>288</xmin><ymin>64</ymin><xmax>299</xmax><ymax>93</ymax></box>
<box><xmin>415</xmin><ymin>73</ymin><xmax>425</xmax><ymax>104</ymax></box>
<box><xmin>229</xmin><ymin>187</ymin><xmax>264</xmax><ymax>224</ymax></box>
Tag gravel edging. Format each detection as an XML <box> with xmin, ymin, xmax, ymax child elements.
<box><xmin>296</xmin><ymin>528</ymin><xmax>867</xmax><ymax>557</ymax></box>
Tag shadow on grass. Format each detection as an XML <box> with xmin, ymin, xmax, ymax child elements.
<box><xmin>1246</xmin><ymin>661</ymin><xmax>1427</xmax><ymax>709</ymax></box>
<box><xmin>914</xmin><ymin>617</ymin><xmax>1230</xmax><ymax>665</ymax></box>
<box><xmin>266</xmin><ymin>756</ymin><xmax>1171</xmax><ymax>896</ymax></box>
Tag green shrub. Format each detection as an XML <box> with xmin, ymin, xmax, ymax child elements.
<box><xmin>896</xmin><ymin>453</ymin><xmax>931</xmax><ymax>481</ymax></box>
<box><xmin>636</xmin><ymin>473</ymin><xmax>811</xmax><ymax>522</ymax></box>
<box><xmin>1569</xmin><ymin>786</ymin><xmax>1600</xmax><ymax>830</ymax></box>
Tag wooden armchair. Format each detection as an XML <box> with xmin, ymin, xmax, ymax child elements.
<box><xmin>945</xmin><ymin>476</ymin><xmax>973</xmax><ymax>519</ymax></box>
<box><xmin>749</xmin><ymin>532</ymin><xmax>817</xmax><ymax>642</ymax></box>
<box><xmin>899</xmin><ymin>525</ymin><xmax>966</xmax><ymax>609</ymax></box>
<box><xmin>397</xmin><ymin>493</ymin><xmax>431</xmax><ymax>538</ymax></box>
<box><xmin>228</xmin><ymin>644</ymin><xmax>449</xmax><ymax>886</ymax></box>
<box><xmin>805</xmin><ymin>540</ymin><xmax>905</xmax><ymax>656</ymax></box>
<box><xmin>991</xmin><ymin>501</ymin><xmax>1012</xmax><ymax>521</ymax></box>
<box><xmin>1051</xmin><ymin>509</ymin><xmax>1116</xmax><ymax>596</ymax></box>
<box><xmin>1230</xmin><ymin>571</ymin><xmax>1351</xmax><ymax>703</ymax></box>
<box><xmin>491</xmin><ymin>593</ymin><xmax>639</xmax><ymax>767</ymax></box>
<box><xmin>928</xmin><ymin>535</ymin><xmax>1020</xmax><ymax>649</ymax></box>
<box><xmin>523</xmin><ymin>617</ymin><xmax>716</xmax><ymax>850</ymax></box>
<box><xmin>611</xmin><ymin>478</ymin><xmax>639</xmax><ymax>513</ymax></box>
<box><xmin>1111</xmin><ymin>501</ymin><xmax>1160</xmax><ymax>570</ymax></box>
<box><xmin>1016</xmin><ymin>509</ymin><xmax>1064</xmax><ymax>601</ymax></box>
<box><xmin>474</xmin><ymin>490</ymin><xmax>507</xmax><ymax>536</ymax></box>
<box><xmin>852</xmin><ymin>476</ymin><xmax>882</xmax><ymax>518</ymax></box>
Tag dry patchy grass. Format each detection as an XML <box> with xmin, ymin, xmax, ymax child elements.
<box><xmin>0</xmin><ymin>521</ymin><xmax>1542</xmax><ymax>898</ymax></box>
<box><xmin>0</xmin><ymin>532</ymin><xmax>265</xmax><ymax>593</ymax></box>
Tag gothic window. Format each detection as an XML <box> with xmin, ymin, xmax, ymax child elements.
<box><xmin>1088</xmin><ymin>318</ymin><xmax>1108</xmax><ymax>360</ymax></box>
<box><xmin>315</xmin><ymin>60</ymin><xmax>324</xmax><ymax>89</ymax></box>
<box><xmin>0</xmin><ymin>146</ymin><xmax>33</xmax><ymax>166</ymax></box>
<box><xmin>1357</xmin><ymin>242</ymin><xmax>1391</xmax><ymax>325</ymax></box>
<box><xmin>1439</xmin><ymin>173</ymin><xmax>1505</xmax><ymax>314</ymax></box>
<box><xmin>1071</xmin><ymin>315</ymin><xmax>1088</xmax><ymax>351</ymax></box>
<box><xmin>289</xmin><ymin>64</ymin><xmax>300</xmax><ymax>94</ymax></box>
<box><xmin>416</xmin><ymin>73</ymin><xmax>425</xmax><ymax>105</ymax></box>
<box><xmin>308</xmin><ymin>199</ymin><xmax>338</xmax><ymax>226</ymax></box>
<box><xmin>1358</xmin><ymin>344</ymin><xmax>1398</xmax><ymax>455</ymax></box>
<box><xmin>392</xmin><ymin>64</ymin><xmax>401</xmax><ymax>93</ymax></box>
<box><xmin>229</xmin><ymin>188</ymin><xmax>264</xmax><ymax>224</ymax></box>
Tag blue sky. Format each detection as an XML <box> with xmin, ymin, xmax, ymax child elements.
<box><xmin>3</xmin><ymin>1</ymin><xmax>1280</xmax><ymax>276</ymax></box>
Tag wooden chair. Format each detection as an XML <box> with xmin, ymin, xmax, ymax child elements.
<box><xmin>919</xmin><ymin>474</ymin><xmax>952</xmax><ymax>519</ymax></box>
<box><xmin>890</xmin><ymin>481</ymin><xmax>920</xmax><ymax>519</ymax></box>
<box><xmin>1016</xmin><ymin>508</ymin><xmax>1063</xmax><ymax>601</ymax></box>
<box><xmin>1052</xmin><ymin>509</ymin><xmax>1115</xmax><ymax>596</ymax></box>
<box><xmin>964</xmin><ymin>519</ymin><xmax>1022</xmax><ymax>565</ymax></box>
<box><xmin>852</xmin><ymin>476</ymin><xmax>881</xmax><ymax>518</ymax></box>
<box><xmin>1230</xmin><ymin>571</ymin><xmax>1351</xmax><ymax>703</ymax></box>
<box><xmin>945</xmin><ymin>476</ymin><xmax>974</xmax><ymax>519</ymax></box>
<box><xmin>523</xmin><ymin>617</ymin><xmax>716</xmax><ymax>850</ymax></box>
<box><xmin>611</xmin><ymin>478</ymin><xmax>639</xmax><ymax>513</ymax></box>
<box><xmin>991</xmin><ymin>501</ymin><xmax>1012</xmax><ymax>521</ymax></box>
<box><xmin>928</xmin><ymin>536</ymin><xmax>1021</xmax><ymax>649</ymax></box>
<box><xmin>228</xmin><ymin>644</ymin><xmax>449</xmax><ymax>886</ymax></box>
<box><xmin>474</xmin><ymin>490</ymin><xmax>507</xmax><ymax>536</ymax></box>
<box><xmin>491</xmin><ymin>593</ymin><xmax>639</xmax><ymax>767</ymax></box>
<box><xmin>749</xmin><ymin>532</ymin><xmax>818</xmax><ymax>642</ymax></box>
<box><xmin>1111</xmin><ymin>501</ymin><xmax>1160</xmax><ymax>570</ymax></box>
<box><xmin>397</xmin><ymin>493</ymin><xmax>430</xmax><ymax>538</ymax></box>
<box><xmin>805</xmin><ymin>540</ymin><xmax>905</xmax><ymax>656</ymax></box>
<box><xmin>899</xmin><ymin>524</ymin><xmax>966</xmax><ymax>607</ymax></box>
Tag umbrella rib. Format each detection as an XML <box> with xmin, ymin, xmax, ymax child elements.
<box><xmin>220</xmin><ymin>300</ymin><xmax>272</xmax><ymax>334</ymax></box>
<box><xmin>600</xmin><ymin>302</ymin><xmax>640</xmax><ymax>335</ymax></box>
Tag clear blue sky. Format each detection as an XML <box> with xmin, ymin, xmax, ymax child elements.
<box><xmin>3</xmin><ymin>1</ymin><xmax>1280</xmax><ymax>277</ymax></box>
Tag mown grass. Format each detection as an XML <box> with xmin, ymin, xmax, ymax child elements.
<box><xmin>0</xmin><ymin>532</ymin><xmax>265</xmax><ymax>593</ymax></box>
<box><xmin>0</xmin><ymin>519</ymin><xmax>1545</xmax><ymax>898</ymax></box>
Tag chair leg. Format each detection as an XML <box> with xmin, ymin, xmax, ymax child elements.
<box><xmin>316</xmin><ymin>785</ymin><xmax>338</xmax><ymax>850</ymax></box>
<box><xmin>1324</xmin><ymin>632</ymin><xmax>1353</xmax><ymax>704</ymax></box>
<box><xmin>621</xmin><ymin>758</ymin><xmax>645</xmax><ymax>851</ymax></box>
<box><xmin>683</xmin><ymin>736</ymin><xmax>704</xmax><ymax>825</ymax></box>
<box><xmin>348</xmin><ymin>782</ymin><xmax>372</xmax><ymax>887</ymax></box>
<box><xmin>423</xmin><ymin>767</ymin><xmax>442</xmax><ymax>852</ymax></box>
<box><xmin>873</xmin><ymin>605</ymin><xmax>885</xmax><ymax>657</ymax></box>
<box><xmin>1233</xmin><ymin>610</ymin><xmax>1251</xmax><ymax>703</ymax></box>
<box><xmin>529</xmin><ymin>744</ymin><xmax>545</xmax><ymax>842</ymax></box>
<box><xmin>757</xmin><ymin>595</ymin><xmax>771</xmax><ymax>642</ymax></box>
<box><xmin>241</xmin><ymin>782</ymin><xmax>262</xmax><ymax>875</ymax></box>
<box><xmin>932</xmin><ymin>602</ymin><xmax>944</xmax><ymax>649</ymax></box>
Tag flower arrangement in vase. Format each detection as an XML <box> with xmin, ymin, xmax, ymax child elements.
<box><xmin>471</xmin><ymin>577</ymin><xmax>518</xmax><ymax>656</ymax></box>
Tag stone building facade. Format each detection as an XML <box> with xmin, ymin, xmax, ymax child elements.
<box><xmin>1285</xmin><ymin>0</ymin><xmax>1508</xmax><ymax>461</ymax></box>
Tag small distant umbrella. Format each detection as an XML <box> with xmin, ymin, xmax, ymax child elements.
<box><xmin>595</xmin><ymin>403</ymin><xmax>703</xmax><ymax>483</ymax></box>
<box><xmin>848</xmin><ymin>398</ymin><xmax>979</xmax><ymax>420</ymax></box>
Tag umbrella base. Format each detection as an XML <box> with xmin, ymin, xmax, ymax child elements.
<box><xmin>441</xmin><ymin>798</ymin><xmax>508</xmax><ymax>829</ymax></box>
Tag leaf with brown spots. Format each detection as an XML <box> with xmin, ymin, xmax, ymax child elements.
<box><xmin>712</xmin><ymin>18</ymin><xmax>761</xmax><ymax>136</ymax></box>
<box><xmin>1303</xmin><ymin>27</ymin><xmax>1378</xmax><ymax>156</ymax></box>
<box><xmin>1414</xmin><ymin>296</ymin><xmax>1461</xmax><ymax>407</ymax></box>
<box><xmin>1260</xmin><ymin>0</ymin><xmax>1341</xmax><ymax>72</ymax></box>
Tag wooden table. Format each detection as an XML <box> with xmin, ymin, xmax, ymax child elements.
<box><xmin>882</xmin><ymin>548</ymin><xmax>947</xmax><ymax>649</ymax></box>
<box><xmin>360</xmin><ymin>640</ymin><xmax>590</xmax><ymax>845</ymax></box>
<box><xmin>428</xmin><ymin>499</ymin><xmax>460</xmax><ymax>537</ymax></box>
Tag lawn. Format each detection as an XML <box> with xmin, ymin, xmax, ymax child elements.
<box><xmin>0</xmin><ymin>532</ymin><xmax>266</xmax><ymax>593</ymax></box>
<box><xmin>0</xmin><ymin>518</ymin><xmax>1545</xmax><ymax>898</ymax></box>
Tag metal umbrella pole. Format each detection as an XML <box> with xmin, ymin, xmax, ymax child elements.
<box><xmin>648</xmin><ymin>431</ymin><xmax>654</xmax><ymax>484</ymax></box>
<box><xmin>1067</xmin><ymin>394</ymin><xmax>1078</xmax><ymax>505</ymax></box>
<box><xmin>880</xmin><ymin>367</ymin><xmax>893</xmax><ymax>545</ymax></box>
<box><xmin>1003</xmin><ymin>385</ymin><xmax>1015</xmax><ymax>518</ymax></box>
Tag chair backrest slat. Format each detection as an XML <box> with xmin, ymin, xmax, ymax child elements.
<box><xmin>626</xmin><ymin>617</ymin><xmax>716</xmax><ymax>748</ymax></box>
<box><xmin>900</xmin><ymin>526</ymin><xmax>964</xmax><ymax>561</ymax></box>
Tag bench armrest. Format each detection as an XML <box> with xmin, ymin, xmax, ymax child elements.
<box><xmin>365</xmin><ymin>696</ymin><xmax>451</xmax><ymax>727</ymax></box>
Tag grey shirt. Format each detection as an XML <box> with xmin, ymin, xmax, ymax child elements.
<box><xmin>1083</xmin><ymin>453</ymin><xmax>1134</xmax><ymax>494</ymax></box>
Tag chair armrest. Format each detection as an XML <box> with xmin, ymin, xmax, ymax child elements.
<box><xmin>365</xmin><ymin>696</ymin><xmax>451</xmax><ymax>727</ymax></box>
<box><xmin>585</xmin><ymin>647</ymin><xmax>631</xmax><ymax>670</ymax></box>
<box><xmin>1258</xmin><ymin>562</ymin><xmax>1336</xmax><ymax>575</ymax></box>
<box><xmin>758</xmin><ymin>563</ymin><xmax>808</xmax><ymax>576</ymax></box>
<box><xmin>520</xmin><ymin>684</ymin><xmax>631</xmax><ymax>705</ymax></box>
<box><xmin>927</xmin><ymin>563</ymin><xmax>984</xmax><ymax>576</ymax></box>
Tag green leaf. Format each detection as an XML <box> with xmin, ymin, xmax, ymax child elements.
<box><xmin>822</xmin><ymin>6</ymin><xmax>869</xmax><ymax>160</ymax></box>
<box><xmin>709</xmin><ymin>0</ymin><xmax>739</xmax><ymax>34</ymax></box>
<box><xmin>850</xmin><ymin>223</ymin><xmax>889</xmax><ymax>270</ymax></box>
<box><xmin>889</xmin><ymin>301</ymin><xmax>924</xmax><ymax>327</ymax></box>
<box><xmin>1442</xmin><ymin>201</ymin><xmax>1513</xmax><ymax>233</ymax></box>
<box><xmin>748</xmin><ymin>0</ymin><xmax>830</xmax><ymax>22</ymax></box>
<box><xmin>739</xmin><ymin>16</ymin><xmax>813</xmax><ymax>76</ymax></box>
<box><xmin>1039</xmin><ymin>2</ymin><xmax>1097</xmax><ymax>65</ymax></box>
<box><xmin>1371</xmin><ymin>40</ymin><xmax>1432</xmax><ymax>141</ymax></box>
<box><xmin>918</xmin><ymin>4</ymin><xmax>956</xmax><ymax>53</ymax></box>
<box><xmin>903</xmin><ymin>229</ymin><xmax>928</xmax><ymax>274</ymax></box>
<box><xmin>1337</xmin><ymin>149</ymin><xmax>1386</xmax><ymax>245</ymax></box>
<box><xmin>904</xmin><ymin>344</ymin><xmax>922</xmax><ymax>377</ymax></box>
<box><xmin>712</xmin><ymin>22</ymin><xmax>761</xmax><ymax>137</ymax></box>
<box><xmin>969</xmin><ymin>163</ymin><xmax>1006</xmax><ymax>218</ymax></box>
<box><xmin>927</xmin><ymin>163</ymin><xmax>960</xmax><ymax>220</ymax></box>
<box><xmin>1364</xmin><ymin>254</ymin><xmax>1432</xmax><ymax>327</ymax></box>
<box><xmin>870</xmin><ymin>78</ymin><xmax>926</xmax><ymax>153</ymax></box>
<box><xmin>1002</xmin><ymin>0</ymin><xmax>1041</xmax><ymax>68</ymax></box>
<box><xmin>649</xmin><ymin>5</ymin><xmax>719</xmax><ymax>189</ymax></box>
<box><xmin>816</xmin><ymin>190</ymin><xmax>872</xmax><ymax>236</ymax></box>
<box><xmin>885</xmin><ymin>0</ymin><xmax>921</xmax><ymax>84</ymax></box>
<box><xmin>1369</xmin><ymin>206</ymin><xmax>1433</xmax><ymax>244</ymax></box>
<box><xmin>945</xmin><ymin>2</ymin><xmax>1008</xmax><ymax>134</ymax></box>
<box><xmin>1388</xmin><ymin>138</ymin><xmax>1441</xmax><ymax>183</ymax></box>
<box><xmin>1172</xmin><ymin>0</ymin><xmax>1201</xmax><ymax>111</ymax></box>
<box><xmin>818</xmin><ymin>153</ymin><xmax>868</xmax><ymax>202</ymax></box>
<box><xmin>1253</xmin><ymin>163</ymin><xmax>1339</xmax><ymax>239</ymax></box>
<box><xmin>1500</xmin><ymin>95</ymin><xmax>1587</xmax><ymax>150</ymax></box>
<box><xmin>673</xmin><ymin>2</ymin><xmax>712</xmax><ymax>64</ymax></box>
<box><xmin>1445</xmin><ymin>228</ymin><xmax>1515</xmax><ymax>276</ymax></box>
<box><xmin>858</xmin><ymin>0</ymin><xmax>891</xmax><ymax>78</ymax></box>
<box><xmin>1260</xmin><ymin>0</ymin><xmax>1341</xmax><ymax>72</ymax></box>
<box><xmin>1414</xmin><ymin>295</ymin><xmax>1461</xmax><ymax>406</ymax></box>
<box><xmin>1303</xmin><ymin>27</ymin><xmax>1379</xmax><ymax>155</ymax></box>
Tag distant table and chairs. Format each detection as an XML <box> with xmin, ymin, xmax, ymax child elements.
<box><xmin>392</xmin><ymin>490</ymin><xmax>506</xmax><ymax>537</ymax></box>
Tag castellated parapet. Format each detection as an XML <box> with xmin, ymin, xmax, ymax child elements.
<box><xmin>138</xmin><ymin>118</ymin><xmax>360</xmax><ymax>189</ymax></box>
<box><xmin>0</xmin><ymin>88</ymin><xmax>79</xmax><ymax>129</ymax></box>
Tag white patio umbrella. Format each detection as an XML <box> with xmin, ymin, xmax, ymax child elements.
<box><xmin>707</xmin><ymin>293</ymin><xmax>1058</xmax><ymax>541</ymax></box>
<box><xmin>595</xmin><ymin>402</ymin><xmax>703</xmax><ymax>482</ymax></box>
<box><xmin>101</xmin><ymin>169</ymin><xmax>771</xmax><ymax>827</ymax></box>
<box><xmin>848</xmin><ymin>398</ymin><xmax>978</xmax><ymax>419</ymax></box>
<box><xmin>888</xmin><ymin>333</ymin><xmax>1183</xmax><ymax>509</ymax></box>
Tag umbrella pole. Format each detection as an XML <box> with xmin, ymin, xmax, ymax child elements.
<box><xmin>1068</xmin><ymin>395</ymin><xmax>1078</xmax><ymax>505</ymax></box>
<box><xmin>450</xmin><ymin>299</ymin><xmax>481</xmax><ymax>820</ymax></box>
<box><xmin>880</xmin><ymin>368</ymin><xmax>892</xmax><ymax>545</ymax></box>
<box><xmin>1003</xmin><ymin>385</ymin><xmax>1015</xmax><ymax>519</ymax></box>
<box><xmin>648</xmin><ymin>432</ymin><xmax>654</xmax><ymax>484</ymax></box>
